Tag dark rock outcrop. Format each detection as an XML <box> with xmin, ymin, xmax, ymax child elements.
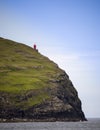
<box><xmin>0</xmin><ymin>38</ymin><xmax>87</xmax><ymax>122</ymax></box>
<box><xmin>25</xmin><ymin>73</ymin><xmax>86</xmax><ymax>121</ymax></box>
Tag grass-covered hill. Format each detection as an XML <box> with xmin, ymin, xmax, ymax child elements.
<box><xmin>0</xmin><ymin>37</ymin><xmax>62</xmax><ymax>106</ymax></box>
<box><xmin>0</xmin><ymin>37</ymin><xmax>86</xmax><ymax>121</ymax></box>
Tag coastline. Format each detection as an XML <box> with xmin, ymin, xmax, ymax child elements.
<box><xmin>0</xmin><ymin>118</ymin><xmax>87</xmax><ymax>123</ymax></box>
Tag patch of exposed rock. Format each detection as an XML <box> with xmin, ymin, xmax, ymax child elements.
<box><xmin>24</xmin><ymin>72</ymin><xmax>86</xmax><ymax>121</ymax></box>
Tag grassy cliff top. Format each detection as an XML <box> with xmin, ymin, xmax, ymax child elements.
<box><xmin>0</xmin><ymin>37</ymin><xmax>63</xmax><ymax>108</ymax></box>
<box><xmin>0</xmin><ymin>37</ymin><xmax>63</xmax><ymax>93</ymax></box>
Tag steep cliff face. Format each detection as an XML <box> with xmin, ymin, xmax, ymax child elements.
<box><xmin>0</xmin><ymin>37</ymin><xmax>86</xmax><ymax>121</ymax></box>
<box><xmin>25</xmin><ymin>72</ymin><xmax>86</xmax><ymax>121</ymax></box>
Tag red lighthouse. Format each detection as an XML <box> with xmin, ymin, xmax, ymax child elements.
<box><xmin>33</xmin><ymin>44</ymin><xmax>36</xmax><ymax>50</ymax></box>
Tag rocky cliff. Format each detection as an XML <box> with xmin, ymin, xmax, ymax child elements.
<box><xmin>0</xmin><ymin>37</ymin><xmax>86</xmax><ymax>122</ymax></box>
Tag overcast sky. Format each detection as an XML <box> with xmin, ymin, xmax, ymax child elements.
<box><xmin>0</xmin><ymin>0</ymin><xmax>100</xmax><ymax>118</ymax></box>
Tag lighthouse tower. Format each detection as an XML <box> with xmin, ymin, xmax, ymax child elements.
<box><xmin>33</xmin><ymin>44</ymin><xmax>36</xmax><ymax>50</ymax></box>
<box><xmin>33</xmin><ymin>44</ymin><xmax>38</xmax><ymax>52</ymax></box>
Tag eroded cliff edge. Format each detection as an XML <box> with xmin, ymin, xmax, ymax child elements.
<box><xmin>0</xmin><ymin>37</ymin><xmax>87</xmax><ymax>121</ymax></box>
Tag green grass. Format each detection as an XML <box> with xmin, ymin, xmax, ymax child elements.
<box><xmin>0</xmin><ymin>37</ymin><xmax>63</xmax><ymax>107</ymax></box>
<box><xmin>0</xmin><ymin>66</ymin><xmax>58</xmax><ymax>93</ymax></box>
<box><xmin>16</xmin><ymin>93</ymin><xmax>50</xmax><ymax>110</ymax></box>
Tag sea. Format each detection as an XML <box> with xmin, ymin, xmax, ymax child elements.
<box><xmin>0</xmin><ymin>118</ymin><xmax>100</xmax><ymax>130</ymax></box>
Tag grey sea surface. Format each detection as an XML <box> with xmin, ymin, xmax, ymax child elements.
<box><xmin>0</xmin><ymin>118</ymin><xmax>100</xmax><ymax>130</ymax></box>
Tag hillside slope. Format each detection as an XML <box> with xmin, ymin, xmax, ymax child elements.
<box><xmin>0</xmin><ymin>37</ymin><xmax>86</xmax><ymax>121</ymax></box>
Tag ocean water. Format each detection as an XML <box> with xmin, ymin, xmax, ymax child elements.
<box><xmin>0</xmin><ymin>118</ymin><xmax>100</xmax><ymax>130</ymax></box>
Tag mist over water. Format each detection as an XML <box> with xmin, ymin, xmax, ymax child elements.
<box><xmin>0</xmin><ymin>118</ymin><xmax>100</xmax><ymax>130</ymax></box>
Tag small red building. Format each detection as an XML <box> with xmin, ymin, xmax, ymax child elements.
<box><xmin>33</xmin><ymin>44</ymin><xmax>36</xmax><ymax>50</ymax></box>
